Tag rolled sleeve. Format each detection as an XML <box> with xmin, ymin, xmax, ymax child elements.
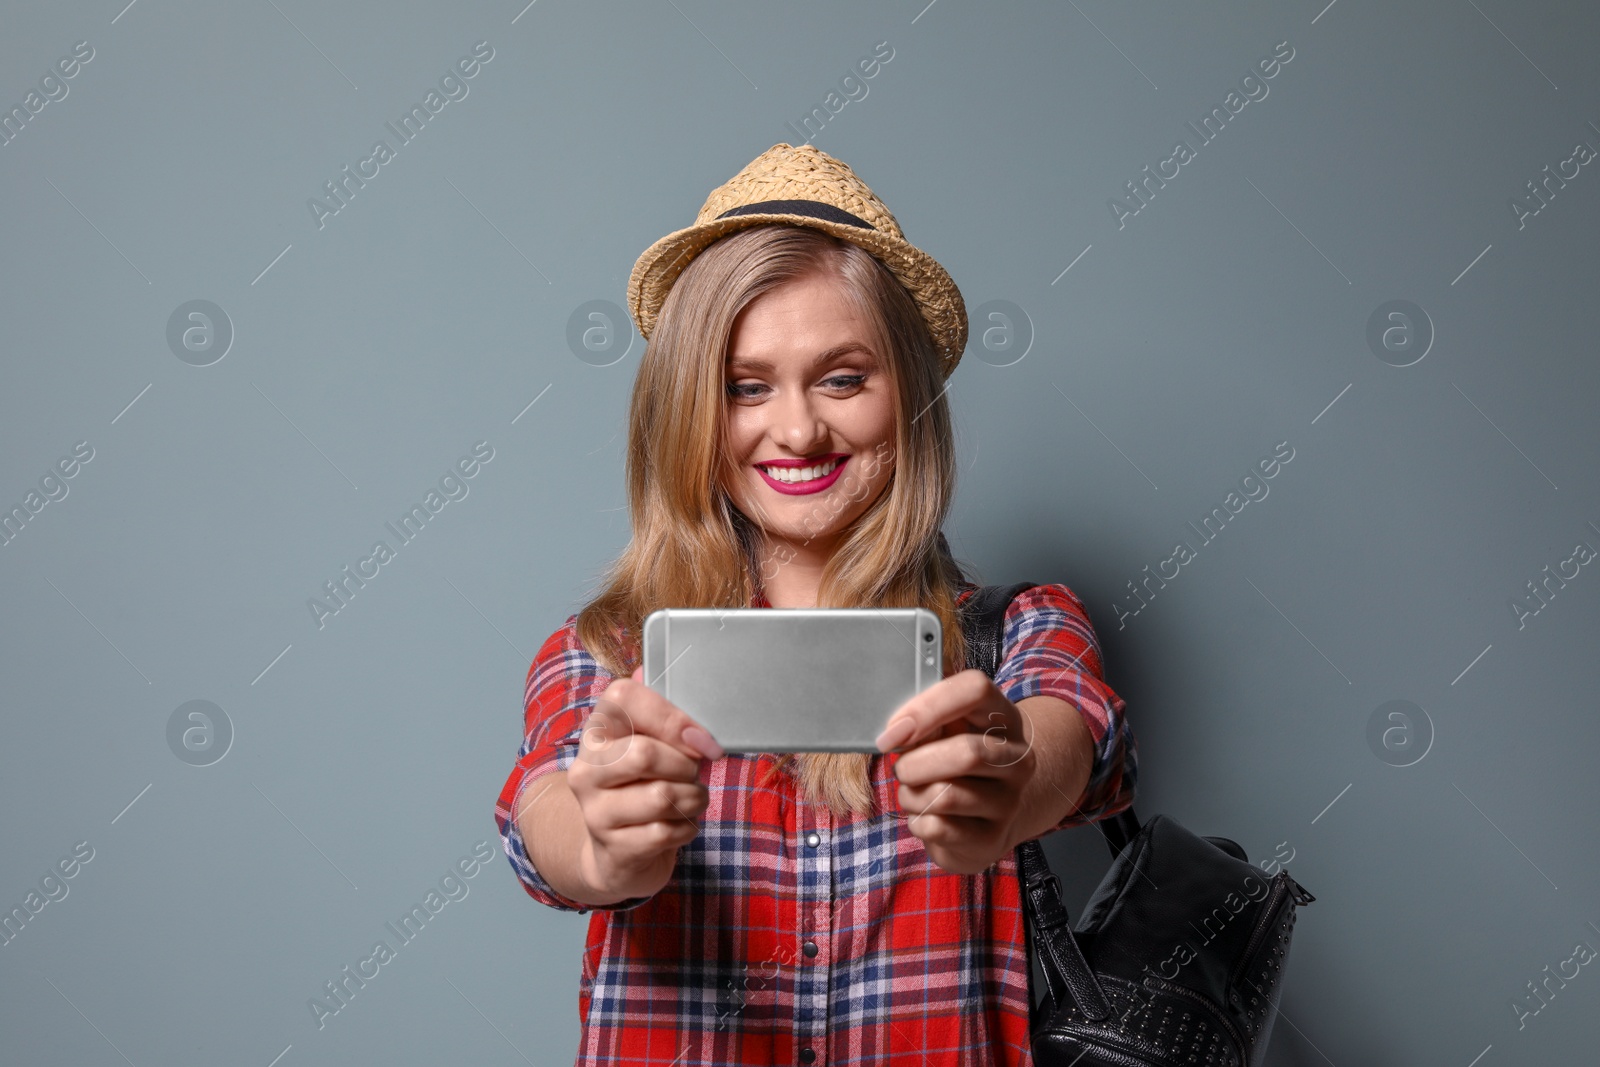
<box><xmin>990</xmin><ymin>583</ymin><xmax>1138</xmax><ymax>832</ymax></box>
<box><xmin>494</xmin><ymin>617</ymin><xmax>651</xmax><ymax>914</ymax></box>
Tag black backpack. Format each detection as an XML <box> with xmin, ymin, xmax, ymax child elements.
<box><xmin>959</xmin><ymin>581</ymin><xmax>1316</xmax><ymax>1067</ymax></box>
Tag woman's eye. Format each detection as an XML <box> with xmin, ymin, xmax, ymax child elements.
<box><xmin>725</xmin><ymin>375</ymin><xmax>864</xmax><ymax>399</ymax></box>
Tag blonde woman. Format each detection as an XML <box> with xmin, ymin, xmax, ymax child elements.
<box><xmin>495</xmin><ymin>143</ymin><xmax>1137</xmax><ymax>1066</ymax></box>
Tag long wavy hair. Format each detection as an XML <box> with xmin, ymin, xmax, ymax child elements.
<box><xmin>576</xmin><ymin>224</ymin><xmax>974</xmax><ymax>818</ymax></box>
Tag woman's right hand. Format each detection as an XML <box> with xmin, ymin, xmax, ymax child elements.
<box><xmin>566</xmin><ymin>667</ymin><xmax>724</xmax><ymax>904</ymax></box>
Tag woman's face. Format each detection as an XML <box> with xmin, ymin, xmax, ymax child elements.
<box><xmin>720</xmin><ymin>270</ymin><xmax>897</xmax><ymax>561</ymax></box>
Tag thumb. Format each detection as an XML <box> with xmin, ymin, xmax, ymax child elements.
<box><xmin>628</xmin><ymin>664</ymin><xmax>722</xmax><ymax>760</ymax></box>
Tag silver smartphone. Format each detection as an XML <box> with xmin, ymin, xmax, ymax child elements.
<box><xmin>641</xmin><ymin>607</ymin><xmax>943</xmax><ymax>753</ymax></box>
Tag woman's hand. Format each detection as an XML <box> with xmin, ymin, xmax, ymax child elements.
<box><xmin>876</xmin><ymin>669</ymin><xmax>1038</xmax><ymax>875</ymax></box>
<box><xmin>565</xmin><ymin>667</ymin><xmax>724</xmax><ymax>903</ymax></box>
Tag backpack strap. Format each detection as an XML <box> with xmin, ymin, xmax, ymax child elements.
<box><xmin>957</xmin><ymin>580</ymin><xmax>1133</xmax><ymax>1023</ymax></box>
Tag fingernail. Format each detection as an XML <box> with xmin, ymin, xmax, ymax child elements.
<box><xmin>681</xmin><ymin>726</ymin><xmax>724</xmax><ymax>760</ymax></box>
<box><xmin>876</xmin><ymin>718</ymin><xmax>914</xmax><ymax>752</ymax></box>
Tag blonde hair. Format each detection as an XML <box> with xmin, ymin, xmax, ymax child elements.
<box><xmin>576</xmin><ymin>224</ymin><xmax>972</xmax><ymax>818</ymax></box>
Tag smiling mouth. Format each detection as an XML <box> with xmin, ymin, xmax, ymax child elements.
<box><xmin>756</xmin><ymin>456</ymin><xmax>845</xmax><ymax>484</ymax></box>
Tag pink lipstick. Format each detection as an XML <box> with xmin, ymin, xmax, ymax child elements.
<box><xmin>754</xmin><ymin>453</ymin><xmax>849</xmax><ymax>496</ymax></box>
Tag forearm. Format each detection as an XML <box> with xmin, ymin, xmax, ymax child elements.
<box><xmin>513</xmin><ymin>771</ymin><xmax>631</xmax><ymax>907</ymax></box>
<box><xmin>1006</xmin><ymin>694</ymin><xmax>1095</xmax><ymax>849</ymax></box>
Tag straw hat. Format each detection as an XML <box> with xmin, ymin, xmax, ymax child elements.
<box><xmin>627</xmin><ymin>142</ymin><xmax>968</xmax><ymax>379</ymax></box>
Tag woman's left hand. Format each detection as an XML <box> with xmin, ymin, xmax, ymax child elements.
<box><xmin>876</xmin><ymin>668</ymin><xmax>1037</xmax><ymax>875</ymax></box>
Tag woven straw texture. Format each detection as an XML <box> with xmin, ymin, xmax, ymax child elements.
<box><xmin>627</xmin><ymin>143</ymin><xmax>968</xmax><ymax>378</ymax></box>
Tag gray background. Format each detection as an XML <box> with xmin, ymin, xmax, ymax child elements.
<box><xmin>2</xmin><ymin>1</ymin><xmax>1597</xmax><ymax>1064</ymax></box>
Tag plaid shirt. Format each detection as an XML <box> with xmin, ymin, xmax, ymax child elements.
<box><xmin>494</xmin><ymin>581</ymin><xmax>1137</xmax><ymax>1066</ymax></box>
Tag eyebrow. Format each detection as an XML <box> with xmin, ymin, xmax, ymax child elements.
<box><xmin>727</xmin><ymin>342</ymin><xmax>877</xmax><ymax>373</ymax></box>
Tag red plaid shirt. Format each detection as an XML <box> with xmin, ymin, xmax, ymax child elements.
<box><xmin>494</xmin><ymin>581</ymin><xmax>1137</xmax><ymax>1066</ymax></box>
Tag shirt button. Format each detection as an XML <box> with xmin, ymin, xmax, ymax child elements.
<box><xmin>805</xmin><ymin>832</ymin><xmax>820</xmax><ymax>848</ymax></box>
<box><xmin>803</xmin><ymin>939</ymin><xmax>818</xmax><ymax>958</ymax></box>
<box><xmin>799</xmin><ymin>1049</ymin><xmax>816</xmax><ymax>1064</ymax></box>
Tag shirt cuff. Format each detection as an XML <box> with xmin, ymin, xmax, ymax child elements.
<box><xmin>1000</xmin><ymin>681</ymin><xmax>1138</xmax><ymax>835</ymax></box>
<box><xmin>498</xmin><ymin>760</ymin><xmax>653</xmax><ymax>914</ymax></box>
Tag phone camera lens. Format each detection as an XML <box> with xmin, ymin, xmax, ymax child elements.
<box><xmin>923</xmin><ymin>632</ymin><xmax>934</xmax><ymax>642</ymax></box>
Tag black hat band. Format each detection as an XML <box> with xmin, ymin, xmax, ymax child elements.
<box><xmin>714</xmin><ymin>199</ymin><xmax>876</xmax><ymax>231</ymax></box>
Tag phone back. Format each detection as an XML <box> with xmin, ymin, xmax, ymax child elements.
<box><xmin>641</xmin><ymin>607</ymin><xmax>942</xmax><ymax>753</ymax></box>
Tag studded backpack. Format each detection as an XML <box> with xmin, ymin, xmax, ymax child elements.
<box><xmin>959</xmin><ymin>581</ymin><xmax>1316</xmax><ymax>1067</ymax></box>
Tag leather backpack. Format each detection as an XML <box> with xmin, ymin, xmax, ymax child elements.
<box><xmin>959</xmin><ymin>581</ymin><xmax>1316</xmax><ymax>1067</ymax></box>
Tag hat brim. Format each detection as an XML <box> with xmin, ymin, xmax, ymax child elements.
<box><xmin>627</xmin><ymin>213</ymin><xmax>967</xmax><ymax>379</ymax></box>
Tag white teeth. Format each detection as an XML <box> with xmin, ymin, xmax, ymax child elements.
<box><xmin>762</xmin><ymin>457</ymin><xmax>841</xmax><ymax>483</ymax></box>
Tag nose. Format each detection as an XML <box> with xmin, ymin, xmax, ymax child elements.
<box><xmin>773</xmin><ymin>388</ymin><xmax>829</xmax><ymax>453</ymax></box>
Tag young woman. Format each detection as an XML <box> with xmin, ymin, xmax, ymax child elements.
<box><xmin>495</xmin><ymin>143</ymin><xmax>1137</xmax><ymax>1066</ymax></box>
